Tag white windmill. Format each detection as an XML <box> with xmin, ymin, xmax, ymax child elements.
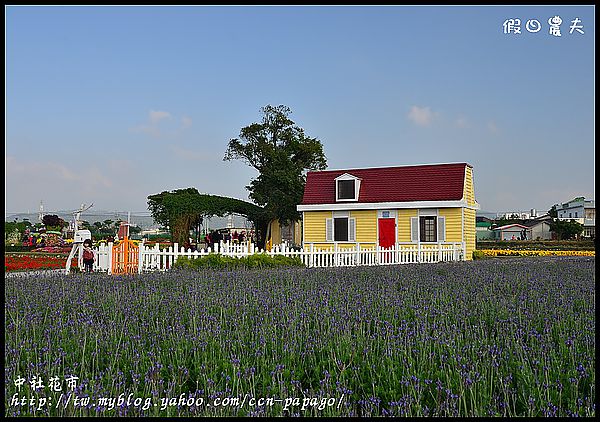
<box><xmin>65</xmin><ymin>203</ymin><xmax>94</xmax><ymax>274</ymax></box>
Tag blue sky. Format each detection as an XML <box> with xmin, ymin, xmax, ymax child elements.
<box><xmin>5</xmin><ymin>5</ymin><xmax>595</xmax><ymax>217</ymax></box>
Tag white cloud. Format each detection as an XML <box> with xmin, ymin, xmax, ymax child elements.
<box><xmin>407</xmin><ymin>105</ymin><xmax>435</xmax><ymax>126</ymax></box>
<box><xmin>6</xmin><ymin>156</ymin><xmax>79</xmax><ymax>182</ymax></box>
<box><xmin>455</xmin><ymin>116</ymin><xmax>470</xmax><ymax>129</ymax></box>
<box><xmin>6</xmin><ymin>156</ymin><xmax>114</xmax><ymax>211</ymax></box>
<box><xmin>170</xmin><ymin>145</ymin><xmax>215</xmax><ymax>162</ymax></box>
<box><xmin>181</xmin><ymin>115</ymin><xmax>193</xmax><ymax>129</ymax></box>
<box><xmin>487</xmin><ymin>120</ymin><xmax>499</xmax><ymax>134</ymax></box>
<box><xmin>131</xmin><ymin>110</ymin><xmax>191</xmax><ymax>138</ymax></box>
<box><xmin>149</xmin><ymin>110</ymin><xmax>171</xmax><ymax>124</ymax></box>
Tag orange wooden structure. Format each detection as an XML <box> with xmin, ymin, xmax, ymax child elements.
<box><xmin>111</xmin><ymin>236</ymin><xmax>139</xmax><ymax>275</ymax></box>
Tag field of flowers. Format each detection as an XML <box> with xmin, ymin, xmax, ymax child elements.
<box><xmin>5</xmin><ymin>253</ymin><xmax>77</xmax><ymax>272</ymax></box>
<box><xmin>4</xmin><ymin>257</ymin><xmax>595</xmax><ymax>417</ymax></box>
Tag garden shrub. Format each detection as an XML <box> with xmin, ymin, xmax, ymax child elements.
<box><xmin>472</xmin><ymin>250</ymin><xmax>485</xmax><ymax>260</ymax></box>
<box><xmin>173</xmin><ymin>253</ymin><xmax>303</xmax><ymax>270</ymax></box>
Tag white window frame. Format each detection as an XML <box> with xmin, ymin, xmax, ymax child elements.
<box><xmin>326</xmin><ymin>211</ymin><xmax>356</xmax><ymax>242</ymax></box>
<box><xmin>410</xmin><ymin>209</ymin><xmax>446</xmax><ymax>243</ymax></box>
<box><xmin>335</xmin><ymin>173</ymin><xmax>361</xmax><ymax>202</ymax></box>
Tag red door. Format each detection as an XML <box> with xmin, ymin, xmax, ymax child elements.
<box><xmin>378</xmin><ymin>218</ymin><xmax>395</xmax><ymax>248</ymax></box>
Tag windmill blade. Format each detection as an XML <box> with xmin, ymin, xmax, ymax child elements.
<box><xmin>71</xmin><ymin>203</ymin><xmax>94</xmax><ymax>215</ymax></box>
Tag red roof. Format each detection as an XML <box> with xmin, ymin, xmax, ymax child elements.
<box><xmin>301</xmin><ymin>163</ymin><xmax>470</xmax><ymax>205</ymax></box>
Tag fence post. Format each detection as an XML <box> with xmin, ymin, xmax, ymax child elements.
<box><xmin>138</xmin><ymin>241</ymin><xmax>144</xmax><ymax>274</ymax></box>
<box><xmin>107</xmin><ymin>242</ymin><xmax>113</xmax><ymax>275</ymax></box>
<box><xmin>310</xmin><ymin>243</ymin><xmax>314</xmax><ymax>268</ymax></box>
<box><xmin>173</xmin><ymin>242</ymin><xmax>178</xmax><ymax>267</ymax></box>
<box><xmin>355</xmin><ymin>242</ymin><xmax>360</xmax><ymax>266</ymax></box>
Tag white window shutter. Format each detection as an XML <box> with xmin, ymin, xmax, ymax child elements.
<box><xmin>437</xmin><ymin>216</ymin><xmax>446</xmax><ymax>242</ymax></box>
<box><xmin>348</xmin><ymin>218</ymin><xmax>356</xmax><ymax>242</ymax></box>
<box><xmin>411</xmin><ymin>217</ymin><xmax>419</xmax><ymax>242</ymax></box>
<box><xmin>326</xmin><ymin>218</ymin><xmax>333</xmax><ymax>242</ymax></box>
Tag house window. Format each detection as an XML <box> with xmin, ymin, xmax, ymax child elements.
<box><xmin>411</xmin><ymin>214</ymin><xmax>445</xmax><ymax>243</ymax></box>
<box><xmin>337</xmin><ymin>180</ymin><xmax>356</xmax><ymax>200</ymax></box>
<box><xmin>326</xmin><ymin>216</ymin><xmax>356</xmax><ymax>242</ymax></box>
<box><xmin>334</xmin><ymin>218</ymin><xmax>348</xmax><ymax>241</ymax></box>
<box><xmin>420</xmin><ymin>216</ymin><xmax>437</xmax><ymax>242</ymax></box>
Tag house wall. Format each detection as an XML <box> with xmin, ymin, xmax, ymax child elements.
<box><xmin>463</xmin><ymin>208</ymin><xmax>476</xmax><ymax>260</ymax></box>
<box><xmin>352</xmin><ymin>210</ymin><xmax>377</xmax><ymax>245</ymax></box>
<box><xmin>439</xmin><ymin>208</ymin><xmax>462</xmax><ymax>243</ymax></box>
<box><xmin>302</xmin><ymin>207</ymin><xmax>468</xmax><ymax>255</ymax></box>
<box><xmin>397</xmin><ymin>209</ymin><xmax>417</xmax><ymax>242</ymax></box>
<box><xmin>268</xmin><ymin>219</ymin><xmax>303</xmax><ymax>245</ymax></box>
<box><xmin>463</xmin><ymin>166</ymin><xmax>476</xmax><ymax>207</ymax></box>
<box><xmin>303</xmin><ymin>211</ymin><xmax>330</xmax><ymax>244</ymax></box>
<box><xmin>476</xmin><ymin>228</ymin><xmax>495</xmax><ymax>241</ymax></box>
<box><xmin>498</xmin><ymin>227</ymin><xmax>526</xmax><ymax>241</ymax></box>
<box><xmin>530</xmin><ymin>223</ymin><xmax>552</xmax><ymax>240</ymax></box>
<box><xmin>269</xmin><ymin>220</ymin><xmax>281</xmax><ymax>245</ymax></box>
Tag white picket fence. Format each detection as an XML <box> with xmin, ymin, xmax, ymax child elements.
<box><xmin>90</xmin><ymin>240</ymin><xmax>465</xmax><ymax>274</ymax></box>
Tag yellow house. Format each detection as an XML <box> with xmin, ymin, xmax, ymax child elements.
<box><xmin>297</xmin><ymin>162</ymin><xmax>479</xmax><ymax>260</ymax></box>
<box><xmin>266</xmin><ymin>219</ymin><xmax>302</xmax><ymax>249</ymax></box>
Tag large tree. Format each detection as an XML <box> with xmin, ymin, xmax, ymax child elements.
<box><xmin>549</xmin><ymin>219</ymin><xmax>584</xmax><ymax>240</ymax></box>
<box><xmin>223</xmin><ymin>105</ymin><xmax>327</xmax><ymax>227</ymax></box>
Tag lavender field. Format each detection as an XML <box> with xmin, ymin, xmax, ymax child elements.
<box><xmin>4</xmin><ymin>257</ymin><xmax>595</xmax><ymax>417</ymax></box>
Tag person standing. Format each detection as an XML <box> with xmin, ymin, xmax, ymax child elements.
<box><xmin>82</xmin><ymin>239</ymin><xmax>95</xmax><ymax>272</ymax></box>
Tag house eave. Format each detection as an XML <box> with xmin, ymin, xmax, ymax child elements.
<box><xmin>298</xmin><ymin>200</ymin><xmax>479</xmax><ymax>212</ymax></box>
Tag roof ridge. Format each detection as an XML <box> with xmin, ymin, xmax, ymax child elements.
<box><xmin>309</xmin><ymin>162</ymin><xmax>470</xmax><ymax>173</ymax></box>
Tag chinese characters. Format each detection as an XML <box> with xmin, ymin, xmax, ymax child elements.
<box><xmin>503</xmin><ymin>16</ymin><xmax>585</xmax><ymax>36</ymax></box>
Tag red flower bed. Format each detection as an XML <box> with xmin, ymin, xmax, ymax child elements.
<box><xmin>4</xmin><ymin>254</ymin><xmax>78</xmax><ymax>272</ymax></box>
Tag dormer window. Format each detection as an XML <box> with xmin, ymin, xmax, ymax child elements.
<box><xmin>338</xmin><ymin>180</ymin><xmax>355</xmax><ymax>199</ymax></box>
<box><xmin>335</xmin><ymin>173</ymin><xmax>360</xmax><ymax>202</ymax></box>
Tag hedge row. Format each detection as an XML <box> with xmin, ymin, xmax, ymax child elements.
<box><xmin>476</xmin><ymin>240</ymin><xmax>595</xmax><ymax>251</ymax></box>
<box><xmin>172</xmin><ymin>253</ymin><xmax>304</xmax><ymax>270</ymax></box>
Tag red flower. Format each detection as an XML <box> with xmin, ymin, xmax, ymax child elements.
<box><xmin>5</xmin><ymin>254</ymin><xmax>78</xmax><ymax>272</ymax></box>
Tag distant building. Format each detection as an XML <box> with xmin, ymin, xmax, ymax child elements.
<box><xmin>521</xmin><ymin>214</ymin><xmax>553</xmax><ymax>240</ymax></box>
<box><xmin>497</xmin><ymin>209</ymin><xmax>538</xmax><ymax>220</ymax></box>
<box><xmin>476</xmin><ymin>216</ymin><xmax>494</xmax><ymax>241</ymax></box>
<box><xmin>491</xmin><ymin>223</ymin><xmax>530</xmax><ymax>241</ymax></box>
<box><xmin>555</xmin><ymin>197</ymin><xmax>595</xmax><ymax>238</ymax></box>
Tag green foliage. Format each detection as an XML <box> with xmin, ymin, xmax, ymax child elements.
<box><xmin>5</xmin><ymin>220</ymin><xmax>33</xmax><ymax>241</ymax></box>
<box><xmin>472</xmin><ymin>250</ymin><xmax>486</xmax><ymax>260</ymax></box>
<box><xmin>223</xmin><ymin>104</ymin><xmax>327</xmax><ymax>226</ymax></box>
<box><xmin>548</xmin><ymin>204</ymin><xmax>558</xmax><ymax>218</ymax></box>
<box><xmin>549</xmin><ymin>219</ymin><xmax>584</xmax><ymax>240</ymax></box>
<box><xmin>129</xmin><ymin>225</ymin><xmax>142</xmax><ymax>235</ymax></box>
<box><xmin>147</xmin><ymin>188</ymin><xmax>268</xmax><ymax>246</ymax></box>
<box><xmin>172</xmin><ymin>253</ymin><xmax>304</xmax><ymax>270</ymax></box>
<box><xmin>4</xmin><ymin>245</ymin><xmax>37</xmax><ymax>252</ymax></box>
<box><xmin>81</xmin><ymin>219</ymin><xmax>121</xmax><ymax>241</ymax></box>
<box><xmin>42</xmin><ymin>214</ymin><xmax>67</xmax><ymax>231</ymax></box>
